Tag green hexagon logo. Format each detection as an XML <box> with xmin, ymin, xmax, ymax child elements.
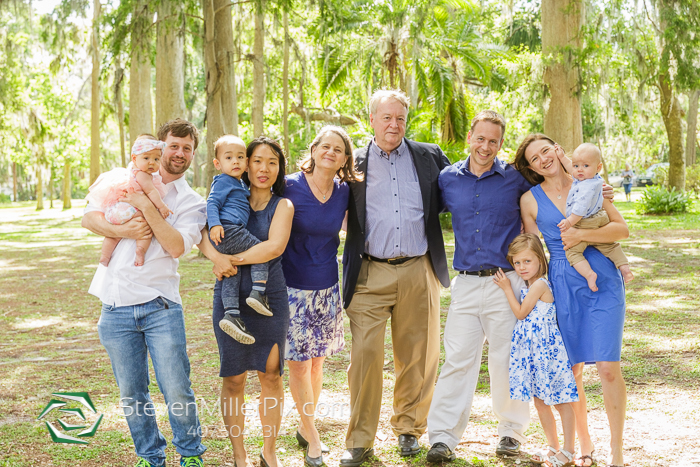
<box><xmin>37</xmin><ymin>392</ymin><xmax>103</xmax><ymax>444</ymax></box>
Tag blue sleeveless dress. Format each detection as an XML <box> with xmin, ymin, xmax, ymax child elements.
<box><xmin>530</xmin><ymin>185</ymin><xmax>626</xmax><ymax>365</ymax></box>
<box><xmin>212</xmin><ymin>195</ymin><xmax>290</xmax><ymax>376</ymax></box>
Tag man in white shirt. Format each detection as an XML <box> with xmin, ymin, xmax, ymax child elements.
<box><xmin>82</xmin><ymin>119</ymin><xmax>208</xmax><ymax>467</ymax></box>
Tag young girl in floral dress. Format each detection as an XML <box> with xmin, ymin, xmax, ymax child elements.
<box><xmin>493</xmin><ymin>233</ymin><xmax>579</xmax><ymax>467</ymax></box>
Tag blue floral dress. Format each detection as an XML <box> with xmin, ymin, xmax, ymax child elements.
<box><xmin>509</xmin><ymin>278</ymin><xmax>579</xmax><ymax>405</ymax></box>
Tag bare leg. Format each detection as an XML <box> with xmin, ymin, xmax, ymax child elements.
<box><xmin>134</xmin><ymin>237</ymin><xmax>152</xmax><ymax>267</ymax></box>
<box><xmin>258</xmin><ymin>344</ymin><xmax>284</xmax><ymax>467</ymax></box>
<box><xmin>619</xmin><ymin>264</ymin><xmax>634</xmax><ymax>284</ymax></box>
<box><xmin>571</xmin><ymin>363</ymin><xmax>595</xmax><ymax>467</ymax></box>
<box><xmin>596</xmin><ymin>361</ymin><xmax>626</xmax><ymax>466</ymax></box>
<box><xmin>221</xmin><ymin>373</ymin><xmax>249</xmax><ymax>467</ymax></box>
<box><xmin>533</xmin><ymin>397</ymin><xmax>560</xmax><ymax>462</ymax></box>
<box><xmin>288</xmin><ymin>357</ymin><xmax>326</xmax><ymax>458</ymax></box>
<box><xmin>100</xmin><ymin>237</ymin><xmax>121</xmax><ymax>266</ymax></box>
<box><xmin>573</xmin><ymin>259</ymin><xmax>598</xmax><ymax>292</ymax></box>
<box><xmin>552</xmin><ymin>402</ymin><xmax>576</xmax><ymax>464</ymax></box>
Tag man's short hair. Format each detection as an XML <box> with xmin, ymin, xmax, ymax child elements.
<box><xmin>157</xmin><ymin>118</ymin><xmax>200</xmax><ymax>150</ymax></box>
<box><xmin>470</xmin><ymin>110</ymin><xmax>506</xmax><ymax>140</ymax></box>
<box><xmin>369</xmin><ymin>89</ymin><xmax>410</xmax><ymax>116</ymax></box>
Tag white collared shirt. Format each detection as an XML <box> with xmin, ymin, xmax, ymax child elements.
<box><xmin>86</xmin><ymin>176</ymin><xmax>207</xmax><ymax>307</ymax></box>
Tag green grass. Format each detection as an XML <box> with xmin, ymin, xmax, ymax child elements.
<box><xmin>1</xmin><ymin>199</ymin><xmax>699</xmax><ymax>466</ymax></box>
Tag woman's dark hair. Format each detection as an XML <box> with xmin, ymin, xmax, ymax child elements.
<box><xmin>512</xmin><ymin>133</ymin><xmax>559</xmax><ymax>185</ymax></box>
<box><xmin>243</xmin><ymin>136</ymin><xmax>286</xmax><ymax>196</ymax></box>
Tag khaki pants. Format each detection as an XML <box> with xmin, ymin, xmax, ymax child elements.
<box><xmin>345</xmin><ymin>255</ymin><xmax>441</xmax><ymax>448</ymax></box>
<box><xmin>566</xmin><ymin>210</ymin><xmax>628</xmax><ymax>268</ymax></box>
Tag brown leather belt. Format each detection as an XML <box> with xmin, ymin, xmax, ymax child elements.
<box><xmin>459</xmin><ymin>267</ymin><xmax>513</xmax><ymax>277</ymax></box>
<box><xmin>364</xmin><ymin>254</ymin><xmax>419</xmax><ymax>265</ymax></box>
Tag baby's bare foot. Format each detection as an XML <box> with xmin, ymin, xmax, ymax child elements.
<box><xmin>620</xmin><ymin>264</ymin><xmax>634</xmax><ymax>283</ymax></box>
<box><xmin>134</xmin><ymin>247</ymin><xmax>146</xmax><ymax>267</ymax></box>
<box><xmin>586</xmin><ymin>271</ymin><xmax>598</xmax><ymax>292</ymax></box>
<box><xmin>99</xmin><ymin>255</ymin><xmax>111</xmax><ymax>267</ymax></box>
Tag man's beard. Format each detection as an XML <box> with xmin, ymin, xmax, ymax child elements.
<box><xmin>162</xmin><ymin>156</ymin><xmax>191</xmax><ymax>175</ymax></box>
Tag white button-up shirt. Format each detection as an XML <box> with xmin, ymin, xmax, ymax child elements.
<box><xmin>86</xmin><ymin>176</ymin><xmax>207</xmax><ymax>307</ymax></box>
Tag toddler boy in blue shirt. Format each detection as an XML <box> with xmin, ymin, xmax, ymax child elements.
<box><xmin>557</xmin><ymin>143</ymin><xmax>633</xmax><ymax>291</ymax></box>
<box><xmin>207</xmin><ymin>135</ymin><xmax>271</xmax><ymax>344</ymax></box>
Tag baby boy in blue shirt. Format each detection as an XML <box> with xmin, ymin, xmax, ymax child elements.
<box><xmin>207</xmin><ymin>135</ymin><xmax>271</xmax><ymax>345</ymax></box>
<box><xmin>557</xmin><ymin>143</ymin><xmax>633</xmax><ymax>291</ymax></box>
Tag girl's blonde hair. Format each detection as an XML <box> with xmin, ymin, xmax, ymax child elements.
<box><xmin>507</xmin><ymin>233</ymin><xmax>548</xmax><ymax>278</ymax></box>
<box><xmin>299</xmin><ymin>125</ymin><xmax>364</xmax><ymax>183</ymax></box>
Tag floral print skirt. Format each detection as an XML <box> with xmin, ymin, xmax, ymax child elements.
<box><xmin>284</xmin><ymin>283</ymin><xmax>345</xmax><ymax>361</ymax></box>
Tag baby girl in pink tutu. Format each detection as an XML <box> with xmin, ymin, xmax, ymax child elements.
<box><xmin>86</xmin><ymin>135</ymin><xmax>172</xmax><ymax>267</ymax></box>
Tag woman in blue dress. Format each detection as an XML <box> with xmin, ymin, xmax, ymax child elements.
<box><xmin>283</xmin><ymin>126</ymin><xmax>362</xmax><ymax>467</ymax></box>
<box><xmin>513</xmin><ymin>134</ymin><xmax>629</xmax><ymax>467</ymax></box>
<box><xmin>202</xmin><ymin>137</ymin><xmax>294</xmax><ymax>467</ymax></box>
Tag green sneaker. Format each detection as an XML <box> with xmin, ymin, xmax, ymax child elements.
<box><xmin>181</xmin><ymin>456</ymin><xmax>204</xmax><ymax>467</ymax></box>
<box><xmin>134</xmin><ymin>459</ymin><xmax>164</xmax><ymax>467</ymax></box>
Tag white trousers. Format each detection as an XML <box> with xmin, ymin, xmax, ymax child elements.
<box><xmin>427</xmin><ymin>271</ymin><xmax>530</xmax><ymax>449</ymax></box>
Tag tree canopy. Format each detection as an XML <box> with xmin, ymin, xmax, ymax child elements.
<box><xmin>1</xmin><ymin>0</ymin><xmax>699</xmax><ymax>207</ymax></box>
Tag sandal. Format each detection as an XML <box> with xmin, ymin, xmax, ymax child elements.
<box><xmin>532</xmin><ymin>446</ymin><xmax>558</xmax><ymax>465</ymax></box>
<box><xmin>545</xmin><ymin>449</ymin><xmax>574</xmax><ymax>467</ymax></box>
<box><xmin>577</xmin><ymin>450</ymin><xmax>596</xmax><ymax>467</ymax></box>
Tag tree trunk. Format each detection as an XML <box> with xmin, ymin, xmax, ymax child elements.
<box><xmin>252</xmin><ymin>0</ymin><xmax>265</xmax><ymax>137</ymax></box>
<box><xmin>686</xmin><ymin>89</ymin><xmax>699</xmax><ymax>166</ymax></box>
<box><xmin>49</xmin><ymin>168</ymin><xmax>54</xmax><ymax>209</ymax></box>
<box><xmin>541</xmin><ymin>0</ymin><xmax>583</xmax><ymax>154</ymax></box>
<box><xmin>156</xmin><ymin>0</ymin><xmax>187</xmax><ymax>128</ymax></box>
<box><xmin>659</xmin><ymin>71</ymin><xmax>686</xmax><ymax>191</ymax></box>
<box><xmin>114</xmin><ymin>60</ymin><xmax>127</xmax><ymax>167</ymax></box>
<box><xmin>282</xmin><ymin>8</ymin><xmax>290</xmax><ymax>157</ymax></box>
<box><xmin>203</xmin><ymin>0</ymin><xmax>225</xmax><ymax>194</ymax></box>
<box><xmin>90</xmin><ymin>0</ymin><xmax>101</xmax><ymax>184</ymax></box>
<box><xmin>129</xmin><ymin>0</ymin><xmax>153</xmax><ymax>145</ymax></box>
<box><xmin>12</xmin><ymin>161</ymin><xmax>17</xmax><ymax>202</ymax></box>
<box><xmin>215</xmin><ymin>0</ymin><xmax>237</xmax><ymax>135</ymax></box>
<box><xmin>62</xmin><ymin>161</ymin><xmax>72</xmax><ymax>210</ymax></box>
<box><xmin>36</xmin><ymin>163</ymin><xmax>44</xmax><ymax>211</ymax></box>
<box><xmin>290</xmin><ymin>104</ymin><xmax>358</xmax><ymax>125</ymax></box>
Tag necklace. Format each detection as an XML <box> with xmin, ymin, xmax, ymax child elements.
<box><xmin>310</xmin><ymin>173</ymin><xmax>333</xmax><ymax>200</ymax></box>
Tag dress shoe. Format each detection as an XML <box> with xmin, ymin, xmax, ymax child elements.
<box><xmin>339</xmin><ymin>447</ymin><xmax>373</xmax><ymax>467</ymax></box>
<box><xmin>495</xmin><ymin>436</ymin><xmax>521</xmax><ymax>456</ymax></box>
<box><xmin>398</xmin><ymin>434</ymin><xmax>420</xmax><ymax>457</ymax></box>
<box><xmin>260</xmin><ymin>451</ymin><xmax>270</xmax><ymax>467</ymax></box>
<box><xmin>296</xmin><ymin>430</ymin><xmax>330</xmax><ymax>453</ymax></box>
<box><xmin>426</xmin><ymin>442</ymin><xmax>456</xmax><ymax>463</ymax></box>
<box><xmin>304</xmin><ymin>446</ymin><xmax>324</xmax><ymax>467</ymax></box>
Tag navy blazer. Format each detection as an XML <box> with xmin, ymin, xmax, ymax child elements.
<box><xmin>342</xmin><ymin>139</ymin><xmax>451</xmax><ymax>309</ymax></box>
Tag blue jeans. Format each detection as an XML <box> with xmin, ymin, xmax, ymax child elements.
<box><xmin>97</xmin><ymin>297</ymin><xmax>206</xmax><ymax>465</ymax></box>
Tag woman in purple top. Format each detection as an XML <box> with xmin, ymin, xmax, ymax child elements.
<box><xmin>283</xmin><ymin>126</ymin><xmax>362</xmax><ymax>467</ymax></box>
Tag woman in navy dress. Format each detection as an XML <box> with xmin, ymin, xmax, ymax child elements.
<box><xmin>204</xmin><ymin>137</ymin><xmax>294</xmax><ymax>467</ymax></box>
<box><xmin>283</xmin><ymin>126</ymin><xmax>362</xmax><ymax>467</ymax></box>
<box><xmin>514</xmin><ymin>134</ymin><xmax>628</xmax><ymax>467</ymax></box>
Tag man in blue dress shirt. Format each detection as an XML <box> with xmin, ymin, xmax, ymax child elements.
<box><xmin>426</xmin><ymin>111</ymin><xmax>532</xmax><ymax>462</ymax></box>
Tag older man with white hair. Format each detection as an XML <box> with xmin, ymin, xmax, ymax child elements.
<box><xmin>340</xmin><ymin>89</ymin><xmax>451</xmax><ymax>466</ymax></box>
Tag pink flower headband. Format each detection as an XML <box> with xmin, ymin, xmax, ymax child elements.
<box><xmin>132</xmin><ymin>139</ymin><xmax>166</xmax><ymax>156</ymax></box>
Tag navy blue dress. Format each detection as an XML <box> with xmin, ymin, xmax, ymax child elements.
<box><xmin>531</xmin><ymin>185</ymin><xmax>626</xmax><ymax>365</ymax></box>
<box><xmin>213</xmin><ymin>195</ymin><xmax>289</xmax><ymax>376</ymax></box>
